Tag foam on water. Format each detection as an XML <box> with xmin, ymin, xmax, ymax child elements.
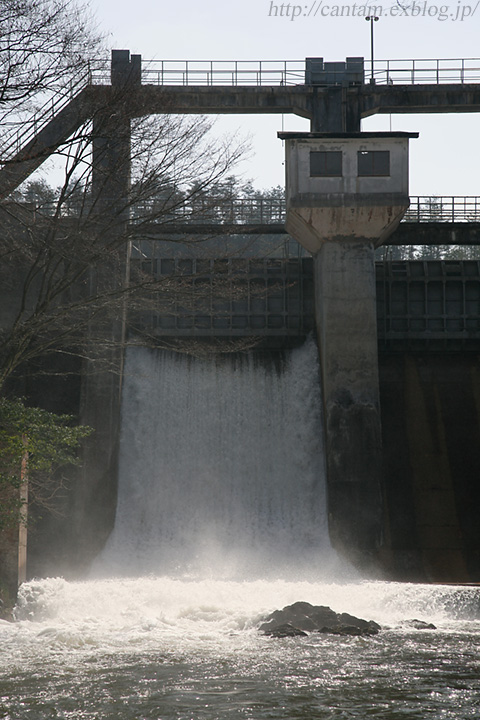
<box><xmin>12</xmin><ymin>576</ymin><xmax>480</xmax><ymax>637</ymax></box>
<box><xmin>4</xmin><ymin>576</ymin><xmax>480</xmax><ymax>720</ymax></box>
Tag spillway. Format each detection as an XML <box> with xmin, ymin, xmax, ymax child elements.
<box><xmin>92</xmin><ymin>338</ymin><xmax>341</xmax><ymax>579</ymax></box>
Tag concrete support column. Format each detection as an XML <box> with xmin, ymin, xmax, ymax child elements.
<box><xmin>92</xmin><ymin>111</ymin><xmax>131</xmax><ymax>216</ymax></box>
<box><xmin>310</xmin><ymin>87</ymin><xmax>362</xmax><ymax>133</ymax></box>
<box><xmin>279</xmin><ymin>131</ymin><xmax>417</xmax><ymax>570</ymax></box>
<box><xmin>72</xmin><ymin>50</ymin><xmax>138</xmax><ymax>570</ymax></box>
<box><xmin>305</xmin><ymin>57</ymin><xmax>363</xmax><ymax>133</ymax></box>
<box><xmin>314</xmin><ymin>241</ymin><xmax>383</xmax><ymax>566</ymax></box>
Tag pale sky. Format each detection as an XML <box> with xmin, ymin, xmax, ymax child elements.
<box><xmin>89</xmin><ymin>0</ymin><xmax>480</xmax><ymax>197</ymax></box>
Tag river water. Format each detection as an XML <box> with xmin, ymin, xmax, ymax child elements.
<box><xmin>1</xmin><ymin>342</ymin><xmax>479</xmax><ymax>718</ymax></box>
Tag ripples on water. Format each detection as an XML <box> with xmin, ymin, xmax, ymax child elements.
<box><xmin>1</xmin><ymin>577</ymin><xmax>480</xmax><ymax>719</ymax></box>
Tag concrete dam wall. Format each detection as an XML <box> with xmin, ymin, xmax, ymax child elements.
<box><xmin>380</xmin><ymin>353</ymin><xmax>480</xmax><ymax>582</ymax></box>
<box><xmin>9</xmin><ymin>260</ymin><xmax>480</xmax><ymax>583</ymax></box>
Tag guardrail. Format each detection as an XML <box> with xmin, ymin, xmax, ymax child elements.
<box><xmin>3</xmin><ymin>55</ymin><xmax>480</xmax><ymax>168</ymax></box>
<box><xmin>0</xmin><ymin>61</ymin><xmax>106</xmax><ymax>162</ymax></box>
<box><xmin>130</xmin><ymin>196</ymin><xmax>287</xmax><ymax>224</ymax></box>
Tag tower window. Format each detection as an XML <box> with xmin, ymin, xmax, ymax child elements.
<box><xmin>357</xmin><ymin>150</ymin><xmax>390</xmax><ymax>176</ymax></box>
<box><xmin>310</xmin><ymin>151</ymin><xmax>343</xmax><ymax>177</ymax></box>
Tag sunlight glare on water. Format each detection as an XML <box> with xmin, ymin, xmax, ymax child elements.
<box><xmin>2</xmin><ymin>341</ymin><xmax>480</xmax><ymax>719</ymax></box>
<box><xmin>1</xmin><ymin>576</ymin><xmax>480</xmax><ymax>719</ymax></box>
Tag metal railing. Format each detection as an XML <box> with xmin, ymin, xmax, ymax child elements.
<box><xmin>3</xmin><ymin>55</ymin><xmax>480</xmax><ymax>168</ymax></box>
<box><xmin>404</xmin><ymin>197</ymin><xmax>480</xmax><ymax>222</ymax></box>
<box><xmin>139</xmin><ymin>60</ymin><xmax>306</xmax><ymax>87</ymax></box>
<box><xmin>19</xmin><ymin>195</ymin><xmax>480</xmax><ymax>225</ymax></box>
<box><xmin>130</xmin><ymin>196</ymin><xmax>287</xmax><ymax>224</ymax></box>
<box><xmin>93</xmin><ymin>57</ymin><xmax>480</xmax><ymax>87</ymax></box>
<box><xmin>132</xmin><ymin>196</ymin><xmax>480</xmax><ymax>225</ymax></box>
<box><xmin>367</xmin><ymin>58</ymin><xmax>480</xmax><ymax>85</ymax></box>
<box><xmin>0</xmin><ymin>64</ymin><xmax>102</xmax><ymax>163</ymax></box>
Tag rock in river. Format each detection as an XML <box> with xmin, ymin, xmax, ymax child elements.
<box><xmin>263</xmin><ymin>623</ymin><xmax>308</xmax><ymax>638</ymax></box>
<box><xmin>259</xmin><ymin>601</ymin><xmax>381</xmax><ymax>637</ymax></box>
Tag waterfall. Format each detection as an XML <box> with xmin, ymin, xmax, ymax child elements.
<box><xmin>93</xmin><ymin>338</ymin><xmax>340</xmax><ymax>579</ymax></box>
<box><xmin>9</xmin><ymin>345</ymin><xmax>480</xmax><ymax>720</ymax></box>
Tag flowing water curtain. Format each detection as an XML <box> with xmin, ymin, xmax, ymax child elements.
<box><xmin>93</xmin><ymin>338</ymin><xmax>335</xmax><ymax>578</ymax></box>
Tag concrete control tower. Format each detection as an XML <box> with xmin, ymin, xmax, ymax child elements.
<box><xmin>279</xmin><ymin>131</ymin><xmax>418</xmax><ymax>567</ymax></box>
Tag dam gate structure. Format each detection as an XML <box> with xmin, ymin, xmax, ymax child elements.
<box><xmin>2</xmin><ymin>51</ymin><xmax>480</xmax><ymax>582</ymax></box>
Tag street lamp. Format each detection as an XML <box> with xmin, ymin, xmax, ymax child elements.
<box><xmin>365</xmin><ymin>15</ymin><xmax>379</xmax><ymax>84</ymax></box>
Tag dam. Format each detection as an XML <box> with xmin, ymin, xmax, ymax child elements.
<box><xmin>17</xmin><ymin>236</ymin><xmax>480</xmax><ymax>586</ymax></box>
<box><xmin>1</xmin><ymin>51</ymin><xmax>480</xmax><ymax>589</ymax></box>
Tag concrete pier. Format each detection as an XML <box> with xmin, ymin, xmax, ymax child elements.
<box><xmin>72</xmin><ymin>50</ymin><xmax>138</xmax><ymax>568</ymax></box>
<box><xmin>280</xmin><ymin>131</ymin><xmax>417</xmax><ymax>568</ymax></box>
<box><xmin>314</xmin><ymin>241</ymin><xmax>383</xmax><ymax>563</ymax></box>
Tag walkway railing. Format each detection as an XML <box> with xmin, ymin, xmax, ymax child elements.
<box><xmin>404</xmin><ymin>197</ymin><xmax>480</xmax><ymax>222</ymax></box>
<box><xmin>132</xmin><ymin>196</ymin><xmax>480</xmax><ymax>225</ymax></box>
<box><xmin>22</xmin><ymin>195</ymin><xmax>480</xmax><ymax>225</ymax></box>
<box><xmin>138</xmin><ymin>60</ymin><xmax>306</xmax><ymax>87</ymax></box>
<box><xmin>130</xmin><ymin>196</ymin><xmax>287</xmax><ymax>224</ymax></box>
<box><xmin>96</xmin><ymin>58</ymin><xmax>480</xmax><ymax>87</ymax></box>
<box><xmin>3</xmin><ymin>55</ymin><xmax>480</xmax><ymax>166</ymax></box>
<box><xmin>367</xmin><ymin>58</ymin><xmax>480</xmax><ymax>85</ymax></box>
<box><xmin>0</xmin><ymin>63</ymin><xmax>102</xmax><ymax>162</ymax></box>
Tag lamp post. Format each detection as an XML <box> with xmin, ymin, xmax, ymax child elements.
<box><xmin>365</xmin><ymin>15</ymin><xmax>379</xmax><ymax>84</ymax></box>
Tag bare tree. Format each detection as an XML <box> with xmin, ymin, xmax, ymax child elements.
<box><xmin>0</xmin><ymin>0</ymin><xmax>103</xmax><ymax>118</ymax></box>
<box><xmin>0</xmin><ymin>106</ymin><xmax>250</xmax><ymax>390</ymax></box>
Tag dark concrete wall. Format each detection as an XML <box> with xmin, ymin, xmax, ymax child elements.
<box><xmin>379</xmin><ymin>353</ymin><xmax>480</xmax><ymax>582</ymax></box>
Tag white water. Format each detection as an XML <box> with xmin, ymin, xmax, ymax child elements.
<box><xmin>3</xmin><ymin>340</ymin><xmax>480</xmax><ymax>718</ymax></box>
<box><xmin>12</xmin><ymin>575</ymin><xmax>480</xmax><ymax>637</ymax></box>
<box><xmin>92</xmin><ymin>339</ymin><xmax>341</xmax><ymax>580</ymax></box>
